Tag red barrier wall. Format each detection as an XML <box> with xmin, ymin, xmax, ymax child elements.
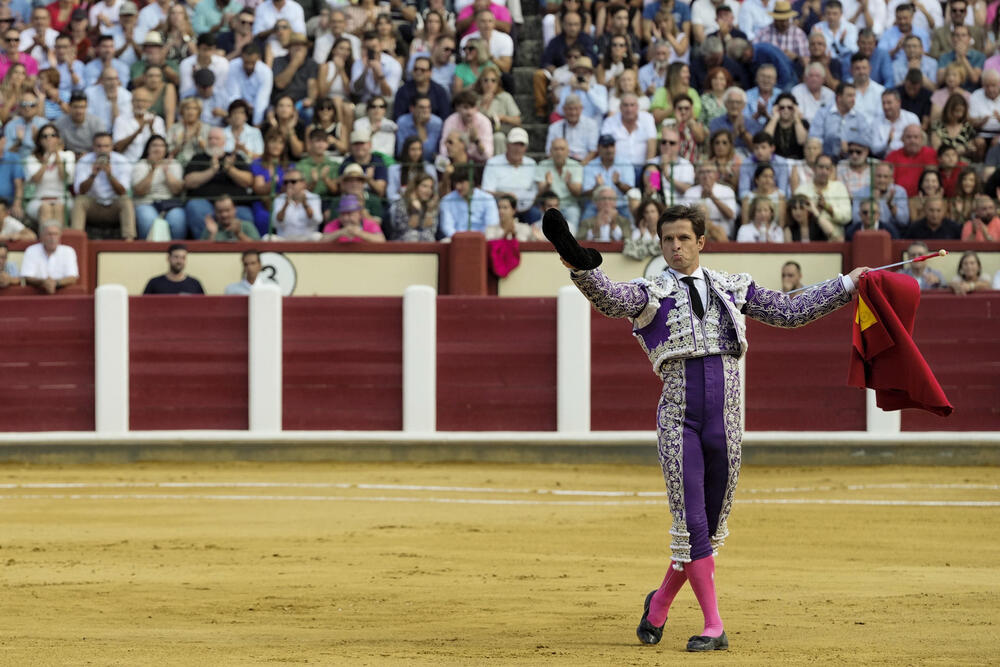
<box><xmin>746</xmin><ymin>310</ymin><xmax>866</xmax><ymax>431</ymax></box>
<box><xmin>902</xmin><ymin>293</ymin><xmax>1000</xmax><ymax>431</ymax></box>
<box><xmin>283</xmin><ymin>297</ymin><xmax>403</xmax><ymax>430</ymax></box>
<box><xmin>436</xmin><ymin>297</ymin><xmax>557</xmax><ymax>431</ymax></box>
<box><xmin>590</xmin><ymin>312</ymin><xmax>663</xmax><ymax>430</ymax></box>
<box><xmin>129</xmin><ymin>297</ymin><xmax>248</xmax><ymax>430</ymax></box>
<box><xmin>0</xmin><ymin>297</ymin><xmax>94</xmax><ymax>430</ymax></box>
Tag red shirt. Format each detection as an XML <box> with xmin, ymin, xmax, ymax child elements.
<box><xmin>940</xmin><ymin>161</ymin><xmax>968</xmax><ymax>198</ymax></box>
<box><xmin>885</xmin><ymin>146</ymin><xmax>938</xmax><ymax>197</ymax></box>
<box><xmin>47</xmin><ymin>1</ymin><xmax>79</xmax><ymax>33</ymax></box>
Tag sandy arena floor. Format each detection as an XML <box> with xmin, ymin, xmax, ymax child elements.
<box><xmin>0</xmin><ymin>462</ymin><xmax>998</xmax><ymax>666</ymax></box>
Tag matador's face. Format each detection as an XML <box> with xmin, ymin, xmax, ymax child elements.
<box><xmin>660</xmin><ymin>219</ymin><xmax>705</xmax><ymax>275</ymax></box>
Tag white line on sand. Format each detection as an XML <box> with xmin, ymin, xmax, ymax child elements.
<box><xmin>0</xmin><ymin>482</ymin><xmax>996</xmax><ymax>495</ymax></box>
<box><xmin>0</xmin><ymin>493</ymin><xmax>996</xmax><ymax>508</ymax></box>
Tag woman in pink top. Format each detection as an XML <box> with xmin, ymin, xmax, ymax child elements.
<box><xmin>322</xmin><ymin>194</ymin><xmax>386</xmax><ymax>243</ymax></box>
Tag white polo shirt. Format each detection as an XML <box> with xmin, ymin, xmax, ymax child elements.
<box><xmin>20</xmin><ymin>243</ymin><xmax>79</xmax><ymax>281</ymax></box>
<box><xmin>600</xmin><ymin>111</ymin><xmax>657</xmax><ymax>168</ymax></box>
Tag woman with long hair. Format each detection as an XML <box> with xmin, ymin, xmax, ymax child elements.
<box><xmin>317</xmin><ymin>37</ymin><xmax>354</xmax><ymax>113</ymax></box>
<box><xmin>388</xmin><ymin>172</ymin><xmax>439</xmax><ymax>241</ymax></box>
<box><xmin>167</xmin><ymin>97</ymin><xmax>210</xmax><ymax>165</ymax></box>
<box><xmin>163</xmin><ymin>3</ymin><xmax>196</xmax><ymax>62</ymax></box>
<box><xmin>651</xmin><ymin>62</ymin><xmax>701</xmax><ymax>125</ymax></box>
<box><xmin>930</xmin><ymin>63</ymin><xmax>970</xmax><ymax>125</ymax></box>
<box><xmin>141</xmin><ymin>66</ymin><xmax>177</xmax><ymax>132</ymax></box>
<box><xmin>132</xmin><ymin>135</ymin><xmax>186</xmax><ymax>239</ymax></box>
<box><xmin>632</xmin><ymin>197</ymin><xmax>665</xmax><ymax>241</ymax></box>
<box><xmin>785</xmin><ymin>193</ymin><xmax>831</xmax><ymax>241</ymax></box>
<box><xmin>375</xmin><ymin>13</ymin><xmax>407</xmax><ymax>68</ymax></box>
<box><xmin>263</xmin><ymin>95</ymin><xmax>306</xmax><ymax>160</ymax></box>
<box><xmin>707</xmin><ymin>128</ymin><xmax>741</xmax><ymax>192</ymax></box>
<box><xmin>25</xmin><ymin>123</ymin><xmax>74</xmax><ymax>224</ymax></box>
<box><xmin>930</xmin><ymin>93</ymin><xmax>980</xmax><ymax>161</ymax></box>
<box><xmin>950</xmin><ymin>250</ymin><xmax>992</xmax><ymax>294</ymax></box>
<box><xmin>0</xmin><ymin>64</ymin><xmax>30</xmax><ymax>124</ymax></box>
<box><xmin>608</xmin><ymin>68</ymin><xmax>649</xmax><ymax>116</ymax></box>
<box><xmin>387</xmin><ymin>136</ymin><xmax>437</xmax><ymax>203</ymax></box>
<box><xmin>596</xmin><ymin>33</ymin><xmax>636</xmax><ymax>89</ymax></box>
<box><xmin>740</xmin><ymin>164</ymin><xmax>786</xmax><ymax>229</ymax></box>
<box><xmin>699</xmin><ymin>66</ymin><xmax>732</xmax><ymax>125</ymax></box>
<box><xmin>224</xmin><ymin>99</ymin><xmax>264</xmax><ymax>161</ymax></box>
<box><xmin>909</xmin><ymin>168</ymin><xmax>945</xmax><ymax>223</ymax></box>
<box><xmin>736</xmin><ymin>195</ymin><xmax>785</xmax><ymax>242</ymax></box>
<box><xmin>644</xmin><ymin>7</ymin><xmax>689</xmax><ymax>63</ymax></box>
<box><xmin>474</xmin><ymin>63</ymin><xmax>521</xmax><ymax>153</ymax></box>
<box><xmin>453</xmin><ymin>38</ymin><xmax>490</xmax><ymax>94</ymax></box>
<box><xmin>411</xmin><ymin>9</ymin><xmax>448</xmax><ymax>59</ymax></box>
<box><xmin>950</xmin><ymin>167</ymin><xmax>981</xmax><ymax>223</ymax></box>
<box><xmin>306</xmin><ymin>97</ymin><xmax>349</xmax><ymax>156</ymax></box>
<box><xmin>250</xmin><ymin>129</ymin><xmax>291</xmax><ymax>236</ymax></box>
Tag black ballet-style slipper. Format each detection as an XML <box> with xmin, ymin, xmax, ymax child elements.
<box><xmin>636</xmin><ymin>590</ymin><xmax>665</xmax><ymax>645</ymax></box>
<box><xmin>686</xmin><ymin>631</ymin><xmax>729</xmax><ymax>651</ymax></box>
<box><xmin>542</xmin><ymin>208</ymin><xmax>603</xmax><ymax>271</ymax></box>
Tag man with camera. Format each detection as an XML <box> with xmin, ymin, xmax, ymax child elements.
<box><xmin>71</xmin><ymin>132</ymin><xmax>136</xmax><ymax>240</ymax></box>
<box><xmin>350</xmin><ymin>30</ymin><xmax>403</xmax><ymax>106</ymax></box>
<box><xmin>555</xmin><ymin>57</ymin><xmax>608</xmax><ymax>122</ymax></box>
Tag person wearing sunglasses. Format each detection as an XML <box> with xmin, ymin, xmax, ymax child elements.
<box><xmin>217</xmin><ymin>7</ymin><xmax>261</xmax><ymax>61</ymax></box>
<box><xmin>353</xmin><ymin>95</ymin><xmax>397</xmax><ymax>160</ymax></box>
<box><xmin>4</xmin><ymin>89</ymin><xmax>46</xmax><ymax>159</ymax></box>
<box><xmin>392</xmin><ymin>55</ymin><xmax>450</xmax><ymax>122</ymax></box>
<box><xmin>270</xmin><ymin>168</ymin><xmax>323</xmax><ymax>241</ymax></box>
<box><xmin>0</xmin><ymin>29</ymin><xmax>39</xmax><ymax>81</ymax></box>
<box><xmin>763</xmin><ymin>93</ymin><xmax>809</xmax><ymax>160</ymax></box>
<box><xmin>428</xmin><ymin>34</ymin><xmax>457</xmax><ymax>93</ymax></box>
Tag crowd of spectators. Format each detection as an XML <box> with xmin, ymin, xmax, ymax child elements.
<box><xmin>0</xmin><ymin>0</ymin><xmax>996</xmax><ymax>292</ymax></box>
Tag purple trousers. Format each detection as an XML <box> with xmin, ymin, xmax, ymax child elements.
<box><xmin>656</xmin><ymin>354</ymin><xmax>742</xmax><ymax>564</ymax></box>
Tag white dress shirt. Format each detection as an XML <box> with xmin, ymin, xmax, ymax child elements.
<box><xmin>112</xmin><ymin>112</ymin><xmax>166</xmax><ymax>162</ymax></box>
<box><xmin>872</xmin><ymin>109</ymin><xmax>920</xmax><ymax>156</ymax></box>
<box><xmin>85</xmin><ymin>84</ymin><xmax>133</xmax><ymax>132</ymax></box>
<box><xmin>252</xmin><ymin>0</ymin><xmax>306</xmax><ymax>37</ymax></box>
<box><xmin>668</xmin><ymin>266</ymin><xmax>708</xmax><ymax>319</ymax></box>
<box><xmin>271</xmin><ymin>192</ymin><xmax>323</xmax><ymax>240</ymax></box>
<box><xmin>225</xmin><ymin>59</ymin><xmax>274</xmax><ymax>126</ymax></box>
<box><xmin>73</xmin><ymin>151</ymin><xmax>133</xmax><ymax>205</ymax></box>
<box><xmin>19</xmin><ymin>27</ymin><xmax>58</xmax><ymax>67</ymax></box>
<box><xmin>134</xmin><ymin>1</ymin><xmax>168</xmax><ymax>45</ymax></box>
<box><xmin>179</xmin><ymin>54</ymin><xmax>231</xmax><ymax>98</ymax></box>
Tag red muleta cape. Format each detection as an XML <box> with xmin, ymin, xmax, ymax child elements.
<box><xmin>847</xmin><ymin>271</ymin><xmax>953</xmax><ymax>416</ymax></box>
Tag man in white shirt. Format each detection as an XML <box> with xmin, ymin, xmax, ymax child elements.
<box><xmin>19</xmin><ymin>6</ymin><xmax>58</xmax><ymax>68</ymax></box>
<box><xmin>600</xmin><ymin>94</ymin><xmax>657</xmax><ymax>175</ymax></box>
<box><xmin>459</xmin><ymin>8</ymin><xmax>513</xmax><ymax>72</ymax></box>
<box><xmin>134</xmin><ymin>0</ymin><xmax>170</xmax><ymax>45</ymax></box>
<box><xmin>312</xmin><ymin>9</ymin><xmax>360</xmax><ymax>63</ymax></box>
<box><xmin>85</xmin><ymin>66</ymin><xmax>132</xmax><ymax>132</ymax></box>
<box><xmin>350</xmin><ymin>31</ymin><xmax>403</xmax><ymax>105</ymax></box>
<box><xmin>112</xmin><ymin>87</ymin><xmax>165</xmax><ymax>162</ymax></box>
<box><xmin>691</xmin><ymin>0</ymin><xmax>740</xmax><ymax>44</ymax></box>
<box><xmin>270</xmin><ymin>169</ymin><xmax>322</xmax><ymax>240</ymax></box>
<box><xmin>970</xmin><ymin>69</ymin><xmax>1000</xmax><ymax>140</ymax></box>
<box><xmin>70</xmin><ymin>132</ymin><xmax>136</xmax><ymax>240</ymax></box>
<box><xmin>682</xmin><ymin>162</ymin><xmax>737</xmax><ymax>240</ymax></box>
<box><xmin>849</xmin><ymin>53</ymin><xmax>885</xmax><ymax>123</ymax></box>
<box><xmin>179</xmin><ymin>32</ymin><xmax>230</xmax><ymax>98</ymax></box>
<box><xmin>108</xmin><ymin>1</ymin><xmax>140</xmax><ymax>67</ymax></box>
<box><xmin>252</xmin><ymin>0</ymin><xmax>306</xmax><ymax>41</ymax></box>
<box><xmin>224</xmin><ymin>250</ymin><xmax>278</xmax><ymax>295</ymax></box>
<box><xmin>655</xmin><ymin>126</ymin><xmax>695</xmax><ymax>205</ymax></box>
<box><xmin>872</xmin><ymin>88</ymin><xmax>920</xmax><ymax>156</ymax></box>
<box><xmin>811</xmin><ymin>0</ymin><xmax>858</xmax><ymax>61</ymax></box>
<box><xmin>21</xmin><ymin>221</ymin><xmax>79</xmax><ymax>294</ymax></box>
<box><xmin>545</xmin><ymin>94</ymin><xmax>599</xmax><ymax>164</ymax></box>
<box><xmin>481</xmin><ymin>128</ymin><xmax>538</xmax><ymax>219</ymax></box>
<box><xmin>225</xmin><ymin>44</ymin><xmax>272</xmax><ymax>126</ymax></box>
<box><xmin>792</xmin><ymin>62</ymin><xmax>836</xmax><ymax>123</ymax></box>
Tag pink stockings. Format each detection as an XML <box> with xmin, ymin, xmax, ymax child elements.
<box><xmin>647</xmin><ymin>556</ymin><xmax>723</xmax><ymax>637</ymax></box>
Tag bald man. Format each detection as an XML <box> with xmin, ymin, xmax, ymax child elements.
<box><xmin>111</xmin><ymin>86</ymin><xmax>165</xmax><ymax>162</ymax></box>
<box><xmin>884</xmin><ymin>124</ymin><xmax>938</xmax><ymax>196</ymax></box>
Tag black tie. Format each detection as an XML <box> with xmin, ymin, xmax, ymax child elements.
<box><xmin>681</xmin><ymin>276</ymin><xmax>704</xmax><ymax>319</ymax></box>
